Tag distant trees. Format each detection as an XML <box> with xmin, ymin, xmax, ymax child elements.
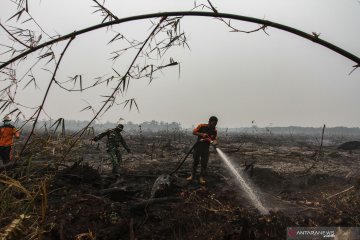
<box><xmin>20</xmin><ymin>119</ymin><xmax>181</xmax><ymax>132</ymax></box>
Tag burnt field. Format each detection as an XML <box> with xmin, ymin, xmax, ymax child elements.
<box><xmin>1</xmin><ymin>131</ymin><xmax>360</xmax><ymax>240</ymax></box>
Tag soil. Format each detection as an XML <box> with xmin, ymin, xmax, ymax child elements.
<box><xmin>1</xmin><ymin>133</ymin><xmax>360</xmax><ymax>239</ymax></box>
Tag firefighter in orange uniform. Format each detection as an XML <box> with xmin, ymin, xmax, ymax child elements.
<box><xmin>187</xmin><ymin>116</ymin><xmax>218</xmax><ymax>184</ymax></box>
<box><xmin>0</xmin><ymin>116</ymin><xmax>20</xmax><ymax>164</ymax></box>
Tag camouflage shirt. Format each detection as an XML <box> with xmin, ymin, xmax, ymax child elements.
<box><xmin>94</xmin><ymin>128</ymin><xmax>130</xmax><ymax>151</ymax></box>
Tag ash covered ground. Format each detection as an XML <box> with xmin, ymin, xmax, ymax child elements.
<box><xmin>1</xmin><ymin>131</ymin><xmax>360</xmax><ymax>239</ymax></box>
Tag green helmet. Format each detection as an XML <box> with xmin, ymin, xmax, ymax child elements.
<box><xmin>117</xmin><ymin>124</ymin><xmax>124</xmax><ymax>131</ymax></box>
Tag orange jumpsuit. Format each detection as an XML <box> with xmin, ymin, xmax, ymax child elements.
<box><xmin>0</xmin><ymin>123</ymin><xmax>20</xmax><ymax>164</ymax></box>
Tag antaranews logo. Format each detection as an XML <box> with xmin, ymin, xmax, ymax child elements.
<box><xmin>287</xmin><ymin>228</ymin><xmax>298</xmax><ymax>239</ymax></box>
<box><xmin>287</xmin><ymin>227</ymin><xmax>360</xmax><ymax>239</ymax></box>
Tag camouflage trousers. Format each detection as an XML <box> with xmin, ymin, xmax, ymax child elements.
<box><xmin>106</xmin><ymin>148</ymin><xmax>122</xmax><ymax>167</ymax></box>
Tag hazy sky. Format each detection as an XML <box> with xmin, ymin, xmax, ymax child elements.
<box><xmin>1</xmin><ymin>0</ymin><xmax>360</xmax><ymax>128</ymax></box>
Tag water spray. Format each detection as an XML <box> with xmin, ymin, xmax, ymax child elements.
<box><xmin>216</xmin><ymin>148</ymin><xmax>269</xmax><ymax>215</ymax></box>
<box><xmin>156</xmin><ymin>140</ymin><xmax>268</xmax><ymax>214</ymax></box>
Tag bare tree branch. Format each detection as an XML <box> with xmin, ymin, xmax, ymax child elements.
<box><xmin>92</xmin><ymin>0</ymin><xmax>119</xmax><ymax>22</ymax></box>
<box><xmin>1</xmin><ymin>11</ymin><xmax>359</xmax><ymax>71</ymax></box>
<box><xmin>218</xmin><ymin>19</ymin><xmax>269</xmax><ymax>35</ymax></box>
<box><xmin>349</xmin><ymin>64</ymin><xmax>359</xmax><ymax>75</ymax></box>
<box><xmin>19</xmin><ymin>36</ymin><xmax>75</xmax><ymax>157</ymax></box>
<box><xmin>7</xmin><ymin>0</ymin><xmax>52</xmax><ymax>39</ymax></box>
<box><xmin>206</xmin><ymin>0</ymin><xmax>218</xmax><ymax>14</ymax></box>
<box><xmin>305</xmin><ymin>124</ymin><xmax>326</xmax><ymax>173</ymax></box>
<box><xmin>63</xmin><ymin>17</ymin><xmax>168</xmax><ymax>158</ymax></box>
<box><xmin>0</xmin><ymin>23</ymin><xmax>31</xmax><ymax>48</ymax></box>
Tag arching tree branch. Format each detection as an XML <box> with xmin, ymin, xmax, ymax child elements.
<box><xmin>1</xmin><ymin>11</ymin><xmax>359</xmax><ymax>71</ymax></box>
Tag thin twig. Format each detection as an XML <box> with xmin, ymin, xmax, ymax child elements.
<box><xmin>349</xmin><ymin>64</ymin><xmax>359</xmax><ymax>75</ymax></box>
<box><xmin>63</xmin><ymin>17</ymin><xmax>167</xmax><ymax>158</ymax></box>
<box><xmin>92</xmin><ymin>0</ymin><xmax>119</xmax><ymax>20</ymax></box>
<box><xmin>0</xmin><ymin>23</ymin><xmax>31</xmax><ymax>48</ymax></box>
<box><xmin>129</xmin><ymin>218</ymin><xmax>135</xmax><ymax>240</ymax></box>
<box><xmin>305</xmin><ymin>124</ymin><xmax>326</xmax><ymax>173</ymax></box>
<box><xmin>19</xmin><ymin>36</ymin><xmax>75</xmax><ymax>157</ymax></box>
<box><xmin>327</xmin><ymin>186</ymin><xmax>355</xmax><ymax>199</ymax></box>
<box><xmin>8</xmin><ymin>0</ymin><xmax>52</xmax><ymax>39</ymax></box>
<box><xmin>206</xmin><ymin>0</ymin><xmax>218</xmax><ymax>14</ymax></box>
<box><xmin>218</xmin><ymin>18</ymin><xmax>269</xmax><ymax>35</ymax></box>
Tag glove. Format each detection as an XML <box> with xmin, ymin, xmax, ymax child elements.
<box><xmin>201</xmin><ymin>133</ymin><xmax>209</xmax><ymax>138</ymax></box>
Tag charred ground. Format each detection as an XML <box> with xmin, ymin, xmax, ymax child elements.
<box><xmin>1</xmin><ymin>131</ymin><xmax>360</xmax><ymax>239</ymax></box>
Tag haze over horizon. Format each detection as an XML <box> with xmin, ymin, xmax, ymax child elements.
<box><xmin>1</xmin><ymin>0</ymin><xmax>360</xmax><ymax>129</ymax></box>
<box><xmin>24</xmin><ymin>118</ymin><xmax>360</xmax><ymax>130</ymax></box>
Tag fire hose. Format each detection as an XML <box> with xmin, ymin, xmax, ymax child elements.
<box><xmin>169</xmin><ymin>142</ymin><xmax>198</xmax><ymax>175</ymax></box>
<box><xmin>169</xmin><ymin>138</ymin><xmax>217</xmax><ymax>175</ymax></box>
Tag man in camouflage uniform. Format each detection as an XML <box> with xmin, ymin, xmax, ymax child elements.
<box><xmin>93</xmin><ymin>124</ymin><xmax>131</xmax><ymax>175</ymax></box>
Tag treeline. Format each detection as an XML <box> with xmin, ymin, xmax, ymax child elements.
<box><xmin>14</xmin><ymin>119</ymin><xmax>360</xmax><ymax>136</ymax></box>
<box><xmin>221</xmin><ymin>126</ymin><xmax>360</xmax><ymax>136</ymax></box>
<box><xmin>17</xmin><ymin>119</ymin><xmax>182</xmax><ymax>133</ymax></box>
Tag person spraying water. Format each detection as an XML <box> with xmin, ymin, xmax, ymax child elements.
<box><xmin>158</xmin><ymin>116</ymin><xmax>268</xmax><ymax>214</ymax></box>
<box><xmin>185</xmin><ymin>115</ymin><xmax>268</xmax><ymax>214</ymax></box>
<box><xmin>187</xmin><ymin>116</ymin><xmax>218</xmax><ymax>185</ymax></box>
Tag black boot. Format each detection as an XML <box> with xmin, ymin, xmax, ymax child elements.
<box><xmin>112</xmin><ymin>165</ymin><xmax>120</xmax><ymax>175</ymax></box>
